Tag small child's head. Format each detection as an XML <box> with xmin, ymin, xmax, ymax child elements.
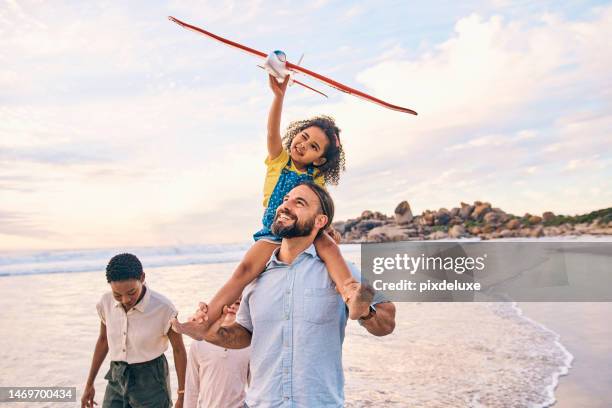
<box><xmin>282</xmin><ymin>115</ymin><xmax>345</xmax><ymax>185</ymax></box>
<box><xmin>106</xmin><ymin>253</ymin><xmax>145</xmax><ymax>309</ymax></box>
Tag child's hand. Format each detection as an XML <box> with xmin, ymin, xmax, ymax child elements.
<box><xmin>269</xmin><ymin>74</ymin><xmax>290</xmax><ymax>98</ymax></box>
<box><xmin>188</xmin><ymin>301</ymin><xmax>209</xmax><ymax>323</ymax></box>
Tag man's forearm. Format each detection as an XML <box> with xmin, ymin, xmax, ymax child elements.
<box><xmin>204</xmin><ymin>322</ymin><xmax>252</xmax><ymax>349</ymax></box>
<box><xmin>361</xmin><ymin>302</ymin><xmax>396</xmax><ymax>336</ymax></box>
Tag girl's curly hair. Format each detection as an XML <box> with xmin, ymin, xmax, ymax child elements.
<box><xmin>281</xmin><ymin>115</ymin><xmax>346</xmax><ymax>185</ymax></box>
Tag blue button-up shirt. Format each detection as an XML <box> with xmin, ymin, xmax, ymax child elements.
<box><xmin>235</xmin><ymin>244</ymin><xmax>386</xmax><ymax>408</ymax></box>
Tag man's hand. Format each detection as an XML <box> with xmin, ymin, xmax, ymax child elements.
<box><xmin>268</xmin><ymin>74</ymin><xmax>289</xmax><ymax>98</ymax></box>
<box><xmin>175</xmin><ymin>396</ymin><xmax>184</xmax><ymax>408</ymax></box>
<box><xmin>80</xmin><ymin>384</ymin><xmax>96</xmax><ymax>408</ymax></box>
<box><xmin>343</xmin><ymin>279</ymin><xmax>375</xmax><ymax>320</ymax></box>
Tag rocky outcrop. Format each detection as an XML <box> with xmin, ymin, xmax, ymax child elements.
<box><xmin>332</xmin><ymin>202</ymin><xmax>612</xmax><ymax>243</ymax></box>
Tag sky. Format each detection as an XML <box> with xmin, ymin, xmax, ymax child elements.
<box><xmin>1</xmin><ymin>0</ymin><xmax>611</xmax><ymax>251</ymax></box>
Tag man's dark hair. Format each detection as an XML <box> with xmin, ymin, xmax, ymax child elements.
<box><xmin>106</xmin><ymin>253</ymin><xmax>143</xmax><ymax>283</ymax></box>
<box><xmin>295</xmin><ymin>180</ymin><xmax>335</xmax><ymax>230</ymax></box>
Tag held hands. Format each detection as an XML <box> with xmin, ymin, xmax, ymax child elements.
<box><xmin>80</xmin><ymin>384</ymin><xmax>96</xmax><ymax>408</ymax></box>
<box><xmin>171</xmin><ymin>301</ymin><xmax>211</xmax><ymax>341</ymax></box>
<box><xmin>268</xmin><ymin>74</ymin><xmax>290</xmax><ymax>98</ymax></box>
<box><xmin>342</xmin><ymin>278</ymin><xmax>375</xmax><ymax>320</ymax></box>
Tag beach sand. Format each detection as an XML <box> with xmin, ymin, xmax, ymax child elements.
<box><xmin>0</xmin><ymin>249</ymin><xmax>589</xmax><ymax>407</ymax></box>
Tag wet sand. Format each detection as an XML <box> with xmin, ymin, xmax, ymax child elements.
<box><xmin>518</xmin><ymin>302</ymin><xmax>612</xmax><ymax>408</ymax></box>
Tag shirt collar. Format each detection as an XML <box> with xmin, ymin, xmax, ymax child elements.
<box><xmin>112</xmin><ymin>284</ymin><xmax>150</xmax><ymax>313</ymax></box>
<box><xmin>265</xmin><ymin>243</ymin><xmax>319</xmax><ymax>268</ymax></box>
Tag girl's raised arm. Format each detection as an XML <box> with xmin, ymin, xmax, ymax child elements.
<box><xmin>267</xmin><ymin>75</ymin><xmax>290</xmax><ymax>160</ymax></box>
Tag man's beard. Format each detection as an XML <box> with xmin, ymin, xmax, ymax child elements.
<box><xmin>271</xmin><ymin>210</ymin><xmax>315</xmax><ymax>238</ymax></box>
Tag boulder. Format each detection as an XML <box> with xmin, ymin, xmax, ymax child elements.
<box><xmin>528</xmin><ymin>215</ymin><xmax>543</xmax><ymax>225</ymax></box>
<box><xmin>505</xmin><ymin>219</ymin><xmax>521</xmax><ymax>230</ymax></box>
<box><xmin>542</xmin><ymin>211</ymin><xmax>555</xmax><ymax>223</ymax></box>
<box><xmin>361</xmin><ymin>210</ymin><xmax>374</xmax><ymax>219</ymax></box>
<box><xmin>483</xmin><ymin>211</ymin><xmax>502</xmax><ymax>227</ymax></box>
<box><xmin>435</xmin><ymin>211</ymin><xmax>451</xmax><ymax>226</ymax></box>
<box><xmin>471</xmin><ymin>203</ymin><xmax>492</xmax><ymax>220</ymax></box>
<box><xmin>394</xmin><ymin>201</ymin><xmax>413</xmax><ymax>225</ymax></box>
<box><xmin>354</xmin><ymin>219</ymin><xmax>384</xmax><ymax>233</ymax></box>
<box><xmin>367</xmin><ymin>225</ymin><xmax>408</xmax><ymax>242</ymax></box>
<box><xmin>428</xmin><ymin>231</ymin><xmax>448</xmax><ymax>240</ymax></box>
<box><xmin>448</xmin><ymin>224</ymin><xmax>466</xmax><ymax>238</ymax></box>
<box><xmin>459</xmin><ymin>202</ymin><xmax>474</xmax><ymax>219</ymax></box>
<box><xmin>529</xmin><ymin>226</ymin><xmax>544</xmax><ymax>238</ymax></box>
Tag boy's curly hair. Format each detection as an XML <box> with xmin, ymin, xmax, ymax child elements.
<box><xmin>281</xmin><ymin>115</ymin><xmax>346</xmax><ymax>185</ymax></box>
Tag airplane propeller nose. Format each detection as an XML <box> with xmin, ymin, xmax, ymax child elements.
<box><xmin>273</xmin><ymin>50</ymin><xmax>287</xmax><ymax>62</ymax></box>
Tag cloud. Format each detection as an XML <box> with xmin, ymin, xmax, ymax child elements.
<box><xmin>0</xmin><ymin>210</ymin><xmax>54</xmax><ymax>238</ymax></box>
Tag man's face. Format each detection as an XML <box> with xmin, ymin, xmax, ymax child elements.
<box><xmin>110</xmin><ymin>276</ymin><xmax>144</xmax><ymax>310</ymax></box>
<box><xmin>271</xmin><ymin>185</ymin><xmax>326</xmax><ymax>238</ymax></box>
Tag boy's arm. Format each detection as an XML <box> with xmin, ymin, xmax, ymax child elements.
<box><xmin>168</xmin><ymin>329</ymin><xmax>187</xmax><ymax>408</ymax></box>
<box><xmin>204</xmin><ymin>306</ymin><xmax>252</xmax><ymax>349</ymax></box>
<box><xmin>267</xmin><ymin>74</ymin><xmax>290</xmax><ymax>160</ymax></box>
<box><xmin>81</xmin><ymin>322</ymin><xmax>108</xmax><ymax>408</ymax></box>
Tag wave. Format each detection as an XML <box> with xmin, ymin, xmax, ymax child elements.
<box><xmin>0</xmin><ymin>243</ymin><xmax>361</xmax><ymax>277</ymax></box>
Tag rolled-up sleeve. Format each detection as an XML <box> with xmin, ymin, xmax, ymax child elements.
<box><xmin>235</xmin><ymin>287</ymin><xmax>253</xmax><ymax>333</ymax></box>
<box><xmin>347</xmin><ymin>261</ymin><xmax>389</xmax><ymax>306</ymax></box>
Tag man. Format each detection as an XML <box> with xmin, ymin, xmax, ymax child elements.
<box><xmin>174</xmin><ymin>181</ymin><xmax>396</xmax><ymax>407</ymax></box>
<box><xmin>81</xmin><ymin>253</ymin><xmax>187</xmax><ymax>408</ymax></box>
<box><xmin>184</xmin><ymin>298</ymin><xmax>250</xmax><ymax>408</ymax></box>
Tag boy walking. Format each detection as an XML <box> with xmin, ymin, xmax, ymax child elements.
<box><xmin>81</xmin><ymin>253</ymin><xmax>187</xmax><ymax>408</ymax></box>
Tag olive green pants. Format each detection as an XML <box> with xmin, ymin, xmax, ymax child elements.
<box><xmin>102</xmin><ymin>354</ymin><xmax>171</xmax><ymax>408</ymax></box>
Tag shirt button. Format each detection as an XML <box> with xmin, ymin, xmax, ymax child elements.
<box><xmin>285</xmin><ymin>289</ymin><xmax>290</xmax><ymax>294</ymax></box>
<box><xmin>284</xmin><ymin>314</ymin><xmax>289</xmax><ymax>320</ymax></box>
<box><xmin>122</xmin><ymin>348</ymin><xmax>126</xmax><ymax>352</ymax></box>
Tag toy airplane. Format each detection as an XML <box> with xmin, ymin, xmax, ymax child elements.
<box><xmin>168</xmin><ymin>16</ymin><xmax>417</xmax><ymax>115</ymax></box>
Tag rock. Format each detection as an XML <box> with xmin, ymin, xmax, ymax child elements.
<box><xmin>361</xmin><ymin>210</ymin><xmax>374</xmax><ymax>219</ymax></box>
<box><xmin>332</xmin><ymin>221</ymin><xmax>346</xmax><ymax>234</ymax></box>
<box><xmin>448</xmin><ymin>225</ymin><xmax>466</xmax><ymax>238</ymax></box>
<box><xmin>428</xmin><ymin>231</ymin><xmax>448</xmax><ymax>240</ymax></box>
<box><xmin>354</xmin><ymin>219</ymin><xmax>384</xmax><ymax>233</ymax></box>
<box><xmin>367</xmin><ymin>225</ymin><xmax>409</xmax><ymax>242</ymax></box>
<box><xmin>483</xmin><ymin>212</ymin><xmax>502</xmax><ymax>227</ymax></box>
<box><xmin>394</xmin><ymin>201</ymin><xmax>413</xmax><ymax>225</ymax></box>
<box><xmin>469</xmin><ymin>226</ymin><xmax>482</xmax><ymax>235</ymax></box>
<box><xmin>542</xmin><ymin>211</ymin><xmax>555</xmax><ymax>223</ymax></box>
<box><xmin>435</xmin><ymin>212</ymin><xmax>451</xmax><ymax>226</ymax></box>
<box><xmin>528</xmin><ymin>215</ymin><xmax>543</xmax><ymax>225</ymax></box>
<box><xmin>499</xmin><ymin>229</ymin><xmax>515</xmax><ymax>238</ymax></box>
<box><xmin>544</xmin><ymin>226</ymin><xmax>561</xmax><ymax>236</ymax></box>
<box><xmin>482</xmin><ymin>224</ymin><xmax>494</xmax><ymax>233</ymax></box>
<box><xmin>471</xmin><ymin>203</ymin><xmax>492</xmax><ymax>220</ymax></box>
<box><xmin>529</xmin><ymin>226</ymin><xmax>544</xmax><ymax>238</ymax></box>
<box><xmin>460</xmin><ymin>202</ymin><xmax>474</xmax><ymax>219</ymax></box>
<box><xmin>450</xmin><ymin>207</ymin><xmax>460</xmax><ymax>217</ymax></box>
<box><xmin>505</xmin><ymin>219</ymin><xmax>521</xmax><ymax>230</ymax></box>
<box><xmin>421</xmin><ymin>211</ymin><xmax>435</xmax><ymax>226</ymax></box>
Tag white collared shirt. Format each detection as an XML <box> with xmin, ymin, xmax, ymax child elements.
<box><xmin>96</xmin><ymin>285</ymin><xmax>177</xmax><ymax>364</ymax></box>
<box><xmin>184</xmin><ymin>340</ymin><xmax>250</xmax><ymax>408</ymax></box>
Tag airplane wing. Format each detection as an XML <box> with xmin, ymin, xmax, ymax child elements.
<box><xmin>168</xmin><ymin>16</ymin><xmax>417</xmax><ymax>115</ymax></box>
<box><xmin>168</xmin><ymin>16</ymin><xmax>266</xmax><ymax>59</ymax></box>
<box><xmin>286</xmin><ymin>61</ymin><xmax>417</xmax><ymax>115</ymax></box>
